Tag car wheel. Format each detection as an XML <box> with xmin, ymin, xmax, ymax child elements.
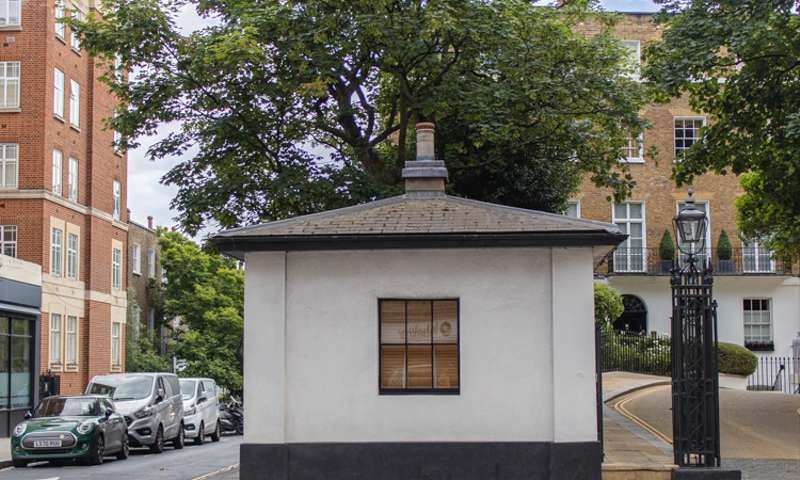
<box><xmin>210</xmin><ymin>421</ymin><xmax>221</xmax><ymax>442</ymax></box>
<box><xmin>173</xmin><ymin>423</ymin><xmax>185</xmax><ymax>449</ymax></box>
<box><xmin>116</xmin><ymin>435</ymin><xmax>130</xmax><ymax>460</ymax></box>
<box><xmin>89</xmin><ymin>434</ymin><xmax>105</xmax><ymax>465</ymax></box>
<box><xmin>194</xmin><ymin>422</ymin><xmax>205</xmax><ymax>445</ymax></box>
<box><xmin>11</xmin><ymin>459</ymin><xmax>26</xmax><ymax>468</ymax></box>
<box><xmin>150</xmin><ymin>425</ymin><xmax>165</xmax><ymax>454</ymax></box>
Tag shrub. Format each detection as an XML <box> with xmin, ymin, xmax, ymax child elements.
<box><xmin>594</xmin><ymin>282</ymin><xmax>623</xmax><ymax>326</ymax></box>
<box><xmin>718</xmin><ymin>342</ymin><xmax>757</xmax><ymax>376</ymax></box>
<box><xmin>717</xmin><ymin>230</ymin><xmax>732</xmax><ymax>261</ymax></box>
<box><xmin>659</xmin><ymin>230</ymin><xmax>675</xmax><ymax>261</ymax></box>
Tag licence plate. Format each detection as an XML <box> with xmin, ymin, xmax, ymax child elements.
<box><xmin>33</xmin><ymin>439</ymin><xmax>61</xmax><ymax>448</ymax></box>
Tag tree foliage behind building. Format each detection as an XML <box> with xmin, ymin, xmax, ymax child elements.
<box><xmin>159</xmin><ymin>231</ymin><xmax>244</xmax><ymax>394</ymax></box>
<box><xmin>75</xmin><ymin>0</ymin><xmax>648</xmax><ymax>235</ymax></box>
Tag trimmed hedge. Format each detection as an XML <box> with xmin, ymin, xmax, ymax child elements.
<box><xmin>718</xmin><ymin>342</ymin><xmax>757</xmax><ymax>376</ymax></box>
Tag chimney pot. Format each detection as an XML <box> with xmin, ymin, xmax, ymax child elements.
<box><xmin>147</xmin><ymin>216</ymin><xmax>154</xmax><ymax>229</ymax></box>
<box><xmin>401</xmin><ymin>122</ymin><xmax>448</xmax><ymax>193</ymax></box>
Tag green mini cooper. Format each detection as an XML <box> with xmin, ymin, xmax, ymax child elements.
<box><xmin>11</xmin><ymin>395</ymin><xmax>129</xmax><ymax>468</ymax></box>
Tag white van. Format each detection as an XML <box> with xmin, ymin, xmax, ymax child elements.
<box><xmin>179</xmin><ymin>378</ymin><xmax>220</xmax><ymax>445</ymax></box>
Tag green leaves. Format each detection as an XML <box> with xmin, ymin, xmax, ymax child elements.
<box><xmin>646</xmin><ymin>1</ymin><xmax>800</xmax><ymax>258</ymax></box>
<box><xmin>159</xmin><ymin>231</ymin><xmax>244</xmax><ymax>394</ymax></box>
<box><xmin>79</xmin><ymin>1</ymin><xmax>649</xmax><ymax>232</ymax></box>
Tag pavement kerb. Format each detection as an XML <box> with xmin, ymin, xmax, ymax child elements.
<box><xmin>604</xmin><ymin>380</ymin><xmax>672</xmax><ymax>404</ymax></box>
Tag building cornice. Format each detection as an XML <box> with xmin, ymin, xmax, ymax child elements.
<box><xmin>0</xmin><ymin>190</ymin><xmax>128</xmax><ymax>231</ymax></box>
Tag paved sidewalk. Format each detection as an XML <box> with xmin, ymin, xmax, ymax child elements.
<box><xmin>602</xmin><ymin>371</ymin><xmax>671</xmax><ymax>402</ymax></box>
<box><xmin>0</xmin><ymin>437</ymin><xmax>9</xmax><ymax>468</ymax></box>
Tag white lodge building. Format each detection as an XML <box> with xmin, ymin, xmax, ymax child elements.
<box><xmin>212</xmin><ymin>124</ymin><xmax>626</xmax><ymax>480</ymax></box>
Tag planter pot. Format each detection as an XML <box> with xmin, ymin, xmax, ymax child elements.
<box><xmin>719</xmin><ymin>373</ymin><xmax>748</xmax><ymax>390</ymax></box>
<box><xmin>658</xmin><ymin>260</ymin><xmax>673</xmax><ymax>274</ymax></box>
<box><xmin>717</xmin><ymin>259</ymin><xmax>735</xmax><ymax>273</ymax></box>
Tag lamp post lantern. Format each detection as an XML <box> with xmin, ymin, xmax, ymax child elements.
<box><xmin>670</xmin><ymin>188</ymin><xmax>723</xmax><ymax>470</ymax></box>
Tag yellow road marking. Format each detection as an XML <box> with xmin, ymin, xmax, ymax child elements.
<box><xmin>613</xmin><ymin>385</ymin><xmax>674</xmax><ymax>446</ymax></box>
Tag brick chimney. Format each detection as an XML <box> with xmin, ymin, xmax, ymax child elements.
<box><xmin>401</xmin><ymin>122</ymin><xmax>448</xmax><ymax>193</ymax></box>
<box><xmin>147</xmin><ymin>215</ymin><xmax>154</xmax><ymax>230</ymax></box>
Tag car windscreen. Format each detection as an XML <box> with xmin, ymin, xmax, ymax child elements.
<box><xmin>87</xmin><ymin>376</ymin><xmax>153</xmax><ymax>401</ymax></box>
<box><xmin>37</xmin><ymin>397</ymin><xmax>101</xmax><ymax>417</ymax></box>
<box><xmin>179</xmin><ymin>380</ymin><xmax>196</xmax><ymax>401</ymax></box>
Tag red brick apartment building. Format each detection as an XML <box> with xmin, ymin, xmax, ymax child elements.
<box><xmin>0</xmin><ymin>0</ymin><xmax>127</xmax><ymax>396</ymax></box>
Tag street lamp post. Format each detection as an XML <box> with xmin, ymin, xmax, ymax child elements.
<box><xmin>671</xmin><ymin>188</ymin><xmax>721</xmax><ymax>468</ymax></box>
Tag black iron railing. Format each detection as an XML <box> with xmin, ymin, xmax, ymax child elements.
<box><xmin>747</xmin><ymin>356</ymin><xmax>800</xmax><ymax>394</ymax></box>
<box><xmin>606</xmin><ymin>248</ymin><xmax>797</xmax><ymax>276</ymax></box>
<box><xmin>599</xmin><ymin>328</ymin><xmax>671</xmax><ymax>376</ymax></box>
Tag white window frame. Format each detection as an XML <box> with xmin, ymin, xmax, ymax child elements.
<box><xmin>52</xmin><ymin>149</ymin><xmax>63</xmax><ymax>195</ymax></box>
<box><xmin>69</xmin><ymin>79</ymin><xmax>80</xmax><ymax>128</ymax></box>
<box><xmin>111</xmin><ymin>321</ymin><xmax>121</xmax><ymax>366</ymax></box>
<box><xmin>621</xmin><ymin>39</ymin><xmax>641</xmax><ymax>80</ymax></box>
<box><xmin>53</xmin><ymin>68</ymin><xmax>64</xmax><ymax>118</ymax></box>
<box><xmin>68</xmin><ymin>157</ymin><xmax>78</xmax><ymax>201</ymax></box>
<box><xmin>564</xmin><ymin>201</ymin><xmax>581</xmax><ymax>219</ymax></box>
<box><xmin>112</xmin><ymin>180</ymin><xmax>121</xmax><ymax>220</ymax></box>
<box><xmin>621</xmin><ymin>133</ymin><xmax>644</xmax><ymax>163</ymax></box>
<box><xmin>148</xmin><ymin>248</ymin><xmax>156</xmax><ymax>278</ymax></box>
<box><xmin>674</xmin><ymin>116</ymin><xmax>706</xmax><ymax>160</ymax></box>
<box><xmin>743</xmin><ymin>298</ymin><xmax>772</xmax><ymax>346</ymax></box>
<box><xmin>51</xmin><ymin>227</ymin><xmax>63</xmax><ymax>277</ymax></box>
<box><xmin>0</xmin><ymin>143</ymin><xmax>17</xmax><ymax>189</ymax></box>
<box><xmin>112</xmin><ymin>246</ymin><xmax>121</xmax><ymax>290</ymax></box>
<box><xmin>0</xmin><ymin>224</ymin><xmax>16</xmax><ymax>257</ymax></box>
<box><xmin>612</xmin><ymin>202</ymin><xmax>646</xmax><ymax>273</ymax></box>
<box><xmin>676</xmin><ymin>200</ymin><xmax>711</xmax><ymax>266</ymax></box>
<box><xmin>67</xmin><ymin>231</ymin><xmax>78</xmax><ymax>280</ymax></box>
<box><xmin>132</xmin><ymin>243</ymin><xmax>141</xmax><ymax>275</ymax></box>
<box><xmin>70</xmin><ymin>7</ymin><xmax>82</xmax><ymax>51</ymax></box>
<box><xmin>55</xmin><ymin>2</ymin><xmax>65</xmax><ymax>38</ymax></box>
<box><xmin>742</xmin><ymin>239</ymin><xmax>775</xmax><ymax>273</ymax></box>
<box><xmin>49</xmin><ymin>313</ymin><xmax>62</xmax><ymax>365</ymax></box>
<box><xmin>65</xmin><ymin>315</ymin><xmax>77</xmax><ymax>365</ymax></box>
<box><xmin>0</xmin><ymin>0</ymin><xmax>20</xmax><ymax>28</ymax></box>
<box><xmin>0</xmin><ymin>61</ymin><xmax>20</xmax><ymax>109</ymax></box>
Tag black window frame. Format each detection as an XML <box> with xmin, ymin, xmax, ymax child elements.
<box><xmin>378</xmin><ymin>298</ymin><xmax>460</xmax><ymax>396</ymax></box>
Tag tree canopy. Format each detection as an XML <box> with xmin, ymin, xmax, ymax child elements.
<box><xmin>159</xmin><ymin>231</ymin><xmax>244</xmax><ymax>394</ymax></box>
<box><xmin>77</xmin><ymin>0</ymin><xmax>648</xmax><ymax>234</ymax></box>
<box><xmin>645</xmin><ymin>0</ymin><xmax>800</xmax><ymax>259</ymax></box>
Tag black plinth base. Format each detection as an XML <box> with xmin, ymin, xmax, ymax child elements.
<box><xmin>672</xmin><ymin>468</ymin><xmax>742</xmax><ymax>480</ymax></box>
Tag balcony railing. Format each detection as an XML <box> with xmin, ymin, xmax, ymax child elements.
<box><xmin>605</xmin><ymin>248</ymin><xmax>798</xmax><ymax>276</ymax></box>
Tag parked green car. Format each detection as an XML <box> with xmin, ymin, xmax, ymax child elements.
<box><xmin>10</xmin><ymin>395</ymin><xmax>129</xmax><ymax>468</ymax></box>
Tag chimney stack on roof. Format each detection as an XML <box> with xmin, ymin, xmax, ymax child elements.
<box><xmin>147</xmin><ymin>215</ymin><xmax>154</xmax><ymax>230</ymax></box>
<box><xmin>401</xmin><ymin>122</ymin><xmax>448</xmax><ymax>193</ymax></box>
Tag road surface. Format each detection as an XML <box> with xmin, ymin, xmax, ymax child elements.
<box><xmin>0</xmin><ymin>435</ymin><xmax>241</xmax><ymax>480</ymax></box>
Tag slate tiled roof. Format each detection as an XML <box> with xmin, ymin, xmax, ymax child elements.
<box><xmin>216</xmin><ymin>193</ymin><xmax>619</xmax><ymax>237</ymax></box>
<box><xmin>211</xmin><ymin>192</ymin><xmax>625</xmax><ymax>257</ymax></box>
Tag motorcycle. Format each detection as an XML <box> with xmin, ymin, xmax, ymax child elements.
<box><xmin>218</xmin><ymin>396</ymin><xmax>244</xmax><ymax>435</ymax></box>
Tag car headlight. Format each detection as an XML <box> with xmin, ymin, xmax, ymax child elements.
<box><xmin>134</xmin><ymin>406</ymin><xmax>153</xmax><ymax>419</ymax></box>
<box><xmin>185</xmin><ymin>405</ymin><xmax>196</xmax><ymax>416</ymax></box>
<box><xmin>77</xmin><ymin>421</ymin><xmax>95</xmax><ymax>435</ymax></box>
<box><xmin>13</xmin><ymin>422</ymin><xmax>26</xmax><ymax>437</ymax></box>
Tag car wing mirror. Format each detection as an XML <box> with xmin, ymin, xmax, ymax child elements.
<box><xmin>197</xmin><ymin>396</ymin><xmax>206</xmax><ymax>404</ymax></box>
<box><xmin>24</xmin><ymin>410</ymin><xmax>33</xmax><ymax>420</ymax></box>
<box><xmin>105</xmin><ymin>408</ymin><xmax>113</xmax><ymax>418</ymax></box>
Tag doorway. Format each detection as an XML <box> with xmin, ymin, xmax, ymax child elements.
<box><xmin>614</xmin><ymin>295</ymin><xmax>647</xmax><ymax>334</ymax></box>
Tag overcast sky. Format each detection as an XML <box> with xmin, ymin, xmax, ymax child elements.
<box><xmin>126</xmin><ymin>0</ymin><xmax>660</xmax><ymax>233</ymax></box>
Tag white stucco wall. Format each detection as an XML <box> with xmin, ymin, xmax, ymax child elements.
<box><xmin>243</xmin><ymin>247</ymin><xmax>598</xmax><ymax>445</ymax></box>
<box><xmin>609</xmin><ymin>275</ymin><xmax>800</xmax><ymax>356</ymax></box>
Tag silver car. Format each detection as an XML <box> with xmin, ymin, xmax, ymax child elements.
<box><xmin>86</xmin><ymin>373</ymin><xmax>185</xmax><ymax>453</ymax></box>
<box><xmin>179</xmin><ymin>377</ymin><xmax>221</xmax><ymax>445</ymax></box>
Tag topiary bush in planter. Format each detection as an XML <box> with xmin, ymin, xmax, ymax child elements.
<box><xmin>717</xmin><ymin>230</ymin><xmax>734</xmax><ymax>273</ymax></box>
<box><xmin>658</xmin><ymin>230</ymin><xmax>675</xmax><ymax>273</ymax></box>
<box><xmin>718</xmin><ymin>342</ymin><xmax>757</xmax><ymax>376</ymax></box>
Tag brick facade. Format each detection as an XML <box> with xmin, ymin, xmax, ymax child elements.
<box><xmin>0</xmin><ymin>0</ymin><xmax>127</xmax><ymax>395</ymax></box>
<box><xmin>127</xmin><ymin>216</ymin><xmax>162</xmax><ymax>341</ymax></box>
<box><xmin>577</xmin><ymin>14</ymin><xmax>744</xmax><ymax>257</ymax></box>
